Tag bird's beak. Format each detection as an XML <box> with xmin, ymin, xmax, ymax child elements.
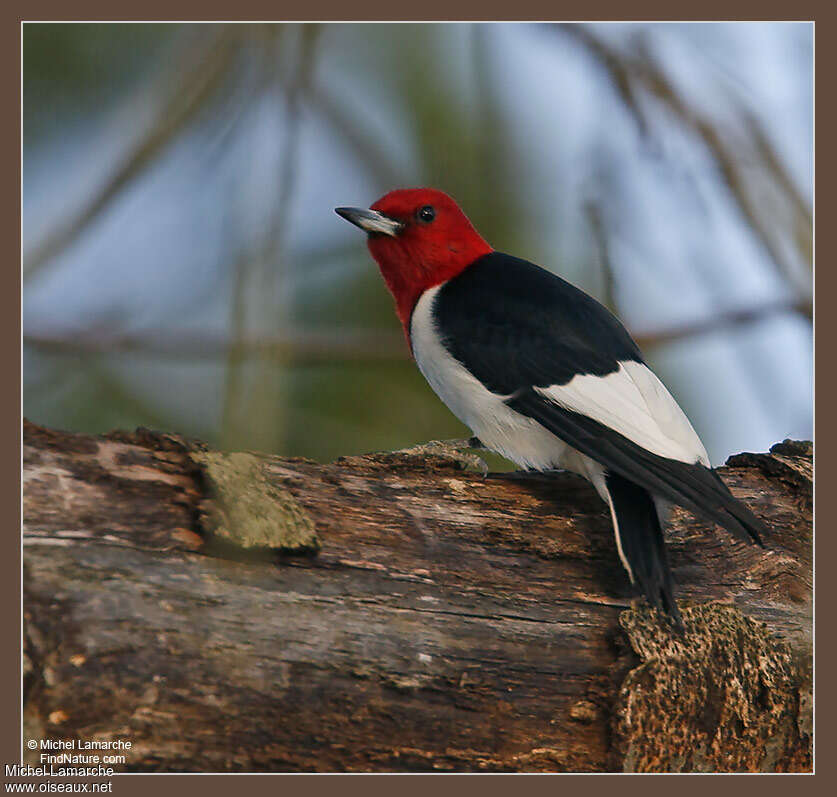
<box><xmin>335</xmin><ymin>207</ymin><xmax>404</xmax><ymax>237</ymax></box>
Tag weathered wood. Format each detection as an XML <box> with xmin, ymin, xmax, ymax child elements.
<box><xmin>22</xmin><ymin>420</ymin><xmax>812</xmax><ymax>772</ymax></box>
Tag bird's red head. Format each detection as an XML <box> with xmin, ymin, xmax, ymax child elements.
<box><xmin>336</xmin><ymin>189</ymin><xmax>492</xmax><ymax>336</ymax></box>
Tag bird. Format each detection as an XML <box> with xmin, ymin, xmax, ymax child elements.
<box><xmin>335</xmin><ymin>188</ymin><xmax>768</xmax><ymax>626</ymax></box>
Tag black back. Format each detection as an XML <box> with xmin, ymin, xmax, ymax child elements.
<box><xmin>430</xmin><ymin>251</ymin><xmax>643</xmax><ymax>394</ymax></box>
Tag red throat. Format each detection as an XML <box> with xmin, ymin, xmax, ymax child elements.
<box><xmin>364</xmin><ymin>189</ymin><xmax>492</xmax><ymax>341</ymax></box>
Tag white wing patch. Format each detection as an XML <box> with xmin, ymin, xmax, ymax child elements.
<box><xmin>535</xmin><ymin>361</ymin><xmax>710</xmax><ymax>466</ymax></box>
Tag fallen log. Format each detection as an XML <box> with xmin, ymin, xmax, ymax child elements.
<box><xmin>22</xmin><ymin>420</ymin><xmax>812</xmax><ymax>772</ymax></box>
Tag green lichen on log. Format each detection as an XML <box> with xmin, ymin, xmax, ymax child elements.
<box><xmin>191</xmin><ymin>451</ymin><xmax>319</xmax><ymax>554</ymax></box>
<box><xmin>615</xmin><ymin>603</ymin><xmax>811</xmax><ymax>773</ymax></box>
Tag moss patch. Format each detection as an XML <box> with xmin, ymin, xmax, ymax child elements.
<box><xmin>192</xmin><ymin>451</ymin><xmax>319</xmax><ymax>554</ymax></box>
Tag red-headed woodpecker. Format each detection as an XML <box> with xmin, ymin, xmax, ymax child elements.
<box><xmin>336</xmin><ymin>188</ymin><xmax>767</xmax><ymax>624</ymax></box>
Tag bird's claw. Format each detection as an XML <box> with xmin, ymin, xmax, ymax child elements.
<box><xmin>394</xmin><ymin>438</ymin><xmax>489</xmax><ymax>476</ymax></box>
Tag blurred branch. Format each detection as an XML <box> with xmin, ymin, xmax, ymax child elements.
<box><xmin>221</xmin><ymin>24</ymin><xmax>321</xmax><ymax>451</ymax></box>
<box><xmin>739</xmin><ymin>106</ymin><xmax>813</xmax><ymax>266</ymax></box>
<box><xmin>23</xmin><ymin>297</ymin><xmax>810</xmax><ymax>364</ymax></box>
<box><xmin>584</xmin><ymin>200</ymin><xmax>618</xmax><ymax>312</ymax></box>
<box><xmin>23</xmin><ymin>329</ymin><xmax>408</xmax><ymax>363</ymax></box>
<box><xmin>23</xmin><ymin>26</ymin><xmax>241</xmax><ymax>282</ymax></box>
<box><xmin>739</xmin><ymin>106</ymin><xmax>812</xmax><ymax>233</ymax></box>
<box><xmin>558</xmin><ymin>24</ymin><xmax>813</xmax><ymax>309</ymax></box>
<box><xmin>632</xmin><ymin>298</ymin><xmax>811</xmax><ymax>349</ymax></box>
<box><xmin>561</xmin><ymin>25</ymin><xmax>651</xmax><ymax>139</ymax></box>
<box><xmin>305</xmin><ymin>80</ymin><xmax>409</xmax><ymax>189</ymax></box>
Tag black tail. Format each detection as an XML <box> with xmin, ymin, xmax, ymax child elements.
<box><xmin>605</xmin><ymin>471</ymin><xmax>682</xmax><ymax>628</ymax></box>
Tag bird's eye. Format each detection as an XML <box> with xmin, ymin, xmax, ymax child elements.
<box><xmin>417</xmin><ymin>205</ymin><xmax>436</xmax><ymax>223</ymax></box>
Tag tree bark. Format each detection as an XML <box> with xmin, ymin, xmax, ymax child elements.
<box><xmin>22</xmin><ymin>420</ymin><xmax>812</xmax><ymax>772</ymax></box>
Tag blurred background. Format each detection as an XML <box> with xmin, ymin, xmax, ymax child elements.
<box><xmin>23</xmin><ymin>22</ymin><xmax>813</xmax><ymax>466</ymax></box>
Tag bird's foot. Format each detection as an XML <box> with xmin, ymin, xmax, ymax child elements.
<box><xmin>393</xmin><ymin>438</ymin><xmax>489</xmax><ymax>476</ymax></box>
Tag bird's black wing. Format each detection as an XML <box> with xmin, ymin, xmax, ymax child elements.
<box><xmin>432</xmin><ymin>251</ymin><xmax>644</xmax><ymax>393</ymax></box>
